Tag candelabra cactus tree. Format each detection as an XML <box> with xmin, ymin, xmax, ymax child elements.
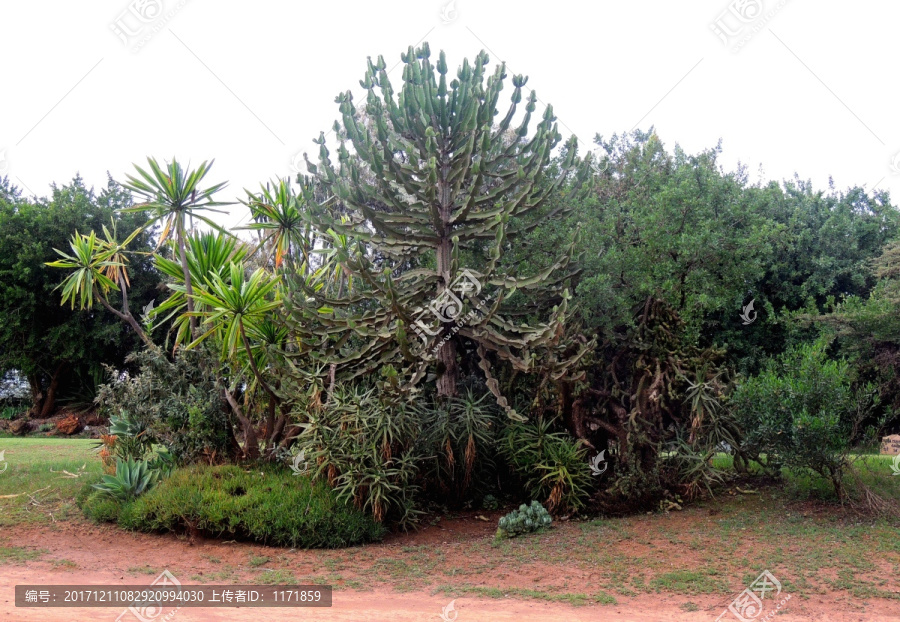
<box><xmin>290</xmin><ymin>43</ymin><xmax>592</xmax><ymax>411</ymax></box>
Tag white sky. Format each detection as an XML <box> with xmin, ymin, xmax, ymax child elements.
<box><xmin>1</xmin><ymin>0</ymin><xmax>898</xmax><ymax>233</ymax></box>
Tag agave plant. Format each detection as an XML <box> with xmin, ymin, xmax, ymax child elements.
<box><xmin>106</xmin><ymin>411</ymin><xmax>153</xmax><ymax>460</ymax></box>
<box><xmin>92</xmin><ymin>457</ymin><xmax>161</xmax><ymax>501</ymax></box>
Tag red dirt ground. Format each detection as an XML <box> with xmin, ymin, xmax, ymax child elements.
<box><xmin>2</xmin><ymin>515</ymin><xmax>898</xmax><ymax>621</ymax></box>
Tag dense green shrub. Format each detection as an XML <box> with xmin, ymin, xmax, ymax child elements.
<box><xmin>299</xmin><ymin>382</ymin><xmax>421</xmax><ymax>526</ymax></box>
<box><xmin>111</xmin><ymin>465</ymin><xmax>385</xmax><ymax>548</ymax></box>
<box><xmin>80</xmin><ymin>490</ymin><xmax>126</xmax><ymax>523</ymax></box>
<box><xmin>415</xmin><ymin>388</ymin><xmax>499</xmax><ymax>501</ymax></box>
<box><xmin>731</xmin><ymin>338</ymin><xmax>878</xmax><ymax>499</ymax></box>
<box><xmin>496</xmin><ymin>501</ymin><xmax>552</xmax><ymax>538</ymax></box>
<box><xmin>95</xmin><ymin>348</ymin><xmax>232</xmax><ymax>464</ymax></box>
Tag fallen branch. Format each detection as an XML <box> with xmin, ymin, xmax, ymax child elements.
<box><xmin>0</xmin><ymin>486</ymin><xmax>51</xmax><ymax>499</ymax></box>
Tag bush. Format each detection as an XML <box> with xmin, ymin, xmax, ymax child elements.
<box><xmin>95</xmin><ymin>348</ymin><xmax>232</xmax><ymax>465</ymax></box>
<box><xmin>415</xmin><ymin>388</ymin><xmax>499</xmax><ymax>502</ymax></box>
<box><xmin>496</xmin><ymin>501</ymin><xmax>552</xmax><ymax>539</ymax></box>
<box><xmin>79</xmin><ymin>490</ymin><xmax>126</xmax><ymax>523</ymax></box>
<box><xmin>501</xmin><ymin>417</ymin><xmax>593</xmax><ymax>513</ymax></box>
<box><xmin>116</xmin><ymin>464</ymin><xmax>385</xmax><ymax>548</ymax></box>
<box><xmin>298</xmin><ymin>382</ymin><xmax>422</xmax><ymax>526</ymax></box>
<box><xmin>732</xmin><ymin>337</ymin><xmax>878</xmax><ymax>499</ymax></box>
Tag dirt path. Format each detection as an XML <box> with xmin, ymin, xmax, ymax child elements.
<box><xmin>1</xmin><ymin>519</ymin><xmax>898</xmax><ymax>621</ymax></box>
<box><xmin>3</xmin><ymin>563</ymin><xmax>898</xmax><ymax>622</ymax></box>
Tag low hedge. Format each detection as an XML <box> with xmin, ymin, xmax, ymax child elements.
<box><xmin>78</xmin><ymin>464</ymin><xmax>385</xmax><ymax>548</ymax></box>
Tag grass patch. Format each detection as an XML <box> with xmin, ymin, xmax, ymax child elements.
<box><xmin>254</xmin><ymin>568</ymin><xmax>296</xmax><ymax>584</ymax></box>
<box><xmin>80</xmin><ymin>464</ymin><xmax>385</xmax><ymax>549</ymax></box>
<box><xmin>51</xmin><ymin>559</ymin><xmax>79</xmax><ymax>569</ymax></box>
<box><xmin>0</xmin><ymin>438</ymin><xmax>101</xmax><ymax>526</ymax></box>
<box><xmin>650</xmin><ymin>569</ymin><xmax>726</xmax><ymax>594</ymax></box>
<box><xmin>433</xmin><ymin>584</ymin><xmax>594</xmax><ymax>606</ymax></box>
<box><xmin>0</xmin><ymin>546</ymin><xmax>44</xmax><ymax>563</ymax></box>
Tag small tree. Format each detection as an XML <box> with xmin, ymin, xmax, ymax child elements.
<box><xmin>122</xmin><ymin>157</ymin><xmax>231</xmax><ymax>337</ymax></box>
<box><xmin>732</xmin><ymin>337</ymin><xmax>878</xmax><ymax>500</ymax></box>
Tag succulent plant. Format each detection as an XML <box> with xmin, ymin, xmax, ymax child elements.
<box><xmin>495</xmin><ymin>500</ymin><xmax>552</xmax><ymax>539</ymax></box>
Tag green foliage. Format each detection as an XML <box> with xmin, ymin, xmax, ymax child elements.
<box><xmin>105</xmin><ymin>411</ymin><xmax>154</xmax><ymax>460</ymax></box>
<box><xmin>299</xmin><ymin>384</ymin><xmax>421</xmax><ymax>525</ymax></box>
<box><xmin>118</xmin><ymin>465</ymin><xmax>385</xmax><ymax>548</ymax></box>
<box><xmin>415</xmin><ymin>388</ymin><xmax>499</xmax><ymax>500</ymax></box>
<box><xmin>496</xmin><ymin>500</ymin><xmax>552</xmax><ymax>538</ymax></box>
<box><xmin>187</xmin><ymin>263</ymin><xmax>282</xmax><ymax>361</ymax></box>
<box><xmin>78</xmin><ymin>488</ymin><xmax>127</xmax><ymax>523</ymax></box>
<box><xmin>121</xmin><ymin>157</ymin><xmax>231</xmax><ymax>245</ymax></box>
<box><xmin>0</xmin><ymin>176</ymin><xmax>158</xmax><ymax>416</ymax></box>
<box><xmin>481</xmin><ymin>494</ymin><xmax>499</xmax><ymax>510</ymax></box>
<box><xmin>238</xmin><ymin>178</ymin><xmax>316</xmax><ymax>270</ymax></box>
<box><xmin>731</xmin><ymin>337</ymin><xmax>878</xmax><ymax>498</ymax></box>
<box><xmin>501</xmin><ymin>417</ymin><xmax>593</xmax><ymax>513</ymax></box>
<box><xmin>95</xmin><ymin>348</ymin><xmax>232</xmax><ymax>464</ymax></box>
<box><xmin>92</xmin><ymin>457</ymin><xmax>161</xmax><ymax>501</ymax></box>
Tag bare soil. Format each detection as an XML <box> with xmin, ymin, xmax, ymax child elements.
<box><xmin>1</xmin><ymin>510</ymin><xmax>898</xmax><ymax>621</ymax></box>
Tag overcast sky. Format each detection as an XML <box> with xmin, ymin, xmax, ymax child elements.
<box><xmin>1</xmin><ymin>0</ymin><xmax>897</xmax><ymax>232</ymax></box>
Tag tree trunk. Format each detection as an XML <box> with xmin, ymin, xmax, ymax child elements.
<box><xmin>436</xmin><ymin>152</ymin><xmax>458</xmax><ymax>398</ymax></box>
<box><xmin>224</xmin><ymin>389</ymin><xmax>259</xmax><ymax>460</ymax></box>
<box><xmin>437</xmin><ymin>339</ymin><xmax>458</xmax><ymax>397</ymax></box>
<box><xmin>176</xmin><ymin>219</ymin><xmax>199</xmax><ymax>337</ymax></box>
<box><xmin>37</xmin><ymin>363</ymin><xmax>65</xmax><ymax>418</ymax></box>
<box><xmin>27</xmin><ymin>373</ymin><xmax>44</xmax><ymax>418</ymax></box>
<box><xmin>264</xmin><ymin>393</ymin><xmax>276</xmax><ymax>447</ymax></box>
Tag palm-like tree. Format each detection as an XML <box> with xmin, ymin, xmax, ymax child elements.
<box><xmin>121</xmin><ymin>157</ymin><xmax>231</xmax><ymax>336</ymax></box>
<box><xmin>186</xmin><ymin>263</ymin><xmax>282</xmax><ymax>393</ymax></box>
<box><xmin>46</xmin><ymin>229</ymin><xmax>155</xmax><ymax>348</ymax></box>
<box><xmin>239</xmin><ymin>178</ymin><xmax>314</xmax><ymax>269</ymax></box>
<box><xmin>185</xmin><ymin>263</ymin><xmax>283</xmax><ymax>458</ymax></box>
<box><xmin>152</xmin><ymin>231</ymin><xmax>249</xmax><ymax>349</ymax></box>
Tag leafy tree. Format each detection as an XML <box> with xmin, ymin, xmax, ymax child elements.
<box><xmin>731</xmin><ymin>337</ymin><xmax>878</xmax><ymax>500</ymax></box>
<box><xmin>0</xmin><ymin>175</ymin><xmax>158</xmax><ymax>416</ymax></box>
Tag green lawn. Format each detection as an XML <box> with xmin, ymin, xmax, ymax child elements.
<box><xmin>0</xmin><ymin>437</ymin><xmax>101</xmax><ymax>526</ymax></box>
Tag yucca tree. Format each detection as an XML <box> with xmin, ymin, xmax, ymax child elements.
<box><xmin>151</xmin><ymin>231</ymin><xmax>250</xmax><ymax>349</ymax></box>
<box><xmin>186</xmin><ymin>262</ymin><xmax>282</xmax><ymax>457</ymax></box>
<box><xmin>122</xmin><ymin>157</ymin><xmax>231</xmax><ymax>336</ymax></box>
<box><xmin>239</xmin><ymin>178</ymin><xmax>315</xmax><ymax>269</ymax></box>
<box><xmin>46</xmin><ymin>229</ymin><xmax>155</xmax><ymax>348</ymax></box>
